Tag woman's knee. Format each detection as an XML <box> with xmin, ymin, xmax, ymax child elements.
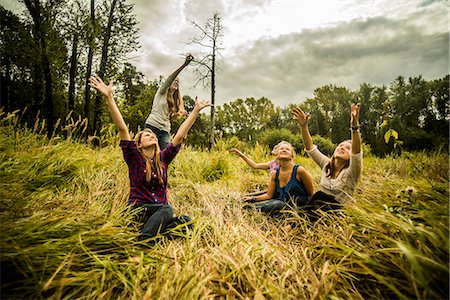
<box><xmin>258</xmin><ymin>199</ymin><xmax>286</xmax><ymax>213</ymax></box>
<box><xmin>159</xmin><ymin>204</ymin><xmax>174</xmax><ymax>219</ymax></box>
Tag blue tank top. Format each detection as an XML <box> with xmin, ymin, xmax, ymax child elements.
<box><xmin>275</xmin><ymin>164</ymin><xmax>309</xmax><ymax>206</ymax></box>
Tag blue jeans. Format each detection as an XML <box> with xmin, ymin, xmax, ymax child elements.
<box><xmin>145</xmin><ymin>124</ymin><xmax>170</xmax><ymax>150</ymax></box>
<box><xmin>243</xmin><ymin>199</ymin><xmax>286</xmax><ymax>214</ymax></box>
<box><xmin>132</xmin><ymin>203</ymin><xmax>173</xmax><ymax>241</ymax></box>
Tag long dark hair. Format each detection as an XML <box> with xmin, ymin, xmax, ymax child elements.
<box><xmin>167</xmin><ymin>89</ymin><xmax>184</xmax><ymax>119</ymax></box>
<box><xmin>134</xmin><ymin>129</ymin><xmax>164</xmax><ymax>185</ymax></box>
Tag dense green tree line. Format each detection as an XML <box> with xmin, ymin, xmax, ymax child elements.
<box><xmin>119</xmin><ymin>72</ymin><xmax>448</xmax><ymax>156</ymax></box>
<box><xmin>0</xmin><ymin>0</ymin><xmax>139</xmax><ymax>136</ymax></box>
<box><xmin>214</xmin><ymin>75</ymin><xmax>449</xmax><ymax>156</ymax></box>
<box><xmin>1</xmin><ymin>2</ymin><xmax>448</xmax><ymax>156</ymax></box>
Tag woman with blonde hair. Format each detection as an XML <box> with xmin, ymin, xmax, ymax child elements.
<box><xmin>292</xmin><ymin>103</ymin><xmax>362</xmax><ymax>212</ymax></box>
<box><xmin>145</xmin><ymin>54</ymin><xmax>194</xmax><ymax>150</ymax></box>
<box><xmin>242</xmin><ymin>141</ymin><xmax>314</xmax><ymax>214</ymax></box>
<box><xmin>89</xmin><ymin>75</ymin><xmax>211</xmax><ymax>244</ymax></box>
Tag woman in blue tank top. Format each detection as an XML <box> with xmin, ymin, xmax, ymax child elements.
<box><xmin>242</xmin><ymin>141</ymin><xmax>314</xmax><ymax>214</ymax></box>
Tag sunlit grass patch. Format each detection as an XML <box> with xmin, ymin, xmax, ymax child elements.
<box><xmin>0</xmin><ymin>116</ymin><xmax>448</xmax><ymax>299</ymax></box>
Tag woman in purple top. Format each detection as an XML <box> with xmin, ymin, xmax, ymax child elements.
<box><xmin>89</xmin><ymin>75</ymin><xmax>211</xmax><ymax>244</ymax></box>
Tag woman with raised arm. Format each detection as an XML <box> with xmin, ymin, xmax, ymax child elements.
<box><xmin>242</xmin><ymin>141</ymin><xmax>314</xmax><ymax>214</ymax></box>
<box><xmin>89</xmin><ymin>75</ymin><xmax>211</xmax><ymax>244</ymax></box>
<box><xmin>230</xmin><ymin>144</ymin><xmax>280</xmax><ymax>176</ymax></box>
<box><xmin>145</xmin><ymin>54</ymin><xmax>194</xmax><ymax>150</ymax></box>
<box><xmin>292</xmin><ymin>103</ymin><xmax>362</xmax><ymax>211</ymax></box>
<box><xmin>230</xmin><ymin>144</ymin><xmax>280</xmax><ymax>196</ymax></box>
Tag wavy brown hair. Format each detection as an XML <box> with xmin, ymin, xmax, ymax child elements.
<box><xmin>167</xmin><ymin>89</ymin><xmax>184</xmax><ymax>120</ymax></box>
<box><xmin>134</xmin><ymin>129</ymin><xmax>164</xmax><ymax>185</ymax></box>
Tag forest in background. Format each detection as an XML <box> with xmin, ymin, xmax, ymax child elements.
<box><xmin>1</xmin><ymin>2</ymin><xmax>449</xmax><ymax>157</ymax></box>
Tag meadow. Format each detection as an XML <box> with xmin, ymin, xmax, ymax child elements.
<box><xmin>1</xmin><ymin>111</ymin><xmax>448</xmax><ymax>299</ymax></box>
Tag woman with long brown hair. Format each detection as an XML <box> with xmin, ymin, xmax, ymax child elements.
<box><xmin>144</xmin><ymin>54</ymin><xmax>194</xmax><ymax>150</ymax></box>
<box><xmin>292</xmin><ymin>103</ymin><xmax>362</xmax><ymax>212</ymax></box>
<box><xmin>89</xmin><ymin>75</ymin><xmax>211</xmax><ymax>245</ymax></box>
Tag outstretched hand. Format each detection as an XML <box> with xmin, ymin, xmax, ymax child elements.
<box><xmin>230</xmin><ymin>148</ymin><xmax>243</xmax><ymax>157</ymax></box>
<box><xmin>184</xmin><ymin>53</ymin><xmax>194</xmax><ymax>65</ymax></box>
<box><xmin>351</xmin><ymin>103</ymin><xmax>361</xmax><ymax>127</ymax></box>
<box><xmin>89</xmin><ymin>76</ymin><xmax>113</xmax><ymax>97</ymax></box>
<box><xmin>193</xmin><ymin>96</ymin><xmax>212</xmax><ymax>112</ymax></box>
<box><xmin>292</xmin><ymin>107</ymin><xmax>310</xmax><ymax>127</ymax></box>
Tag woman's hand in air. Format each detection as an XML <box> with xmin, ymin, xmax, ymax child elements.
<box><xmin>351</xmin><ymin>103</ymin><xmax>361</xmax><ymax>127</ymax></box>
<box><xmin>193</xmin><ymin>96</ymin><xmax>212</xmax><ymax>113</ymax></box>
<box><xmin>292</xmin><ymin>107</ymin><xmax>310</xmax><ymax>127</ymax></box>
<box><xmin>230</xmin><ymin>148</ymin><xmax>244</xmax><ymax>157</ymax></box>
<box><xmin>184</xmin><ymin>53</ymin><xmax>194</xmax><ymax>65</ymax></box>
<box><xmin>89</xmin><ymin>76</ymin><xmax>113</xmax><ymax>97</ymax></box>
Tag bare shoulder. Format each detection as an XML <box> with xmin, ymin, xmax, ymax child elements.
<box><xmin>296</xmin><ymin>165</ymin><xmax>307</xmax><ymax>173</ymax></box>
<box><xmin>296</xmin><ymin>165</ymin><xmax>311</xmax><ymax>178</ymax></box>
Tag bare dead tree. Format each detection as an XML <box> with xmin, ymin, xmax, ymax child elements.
<box><xmin>188</xmin><ymin>13</ymin><xmax>224</xmax><ymax>150</ymax></box>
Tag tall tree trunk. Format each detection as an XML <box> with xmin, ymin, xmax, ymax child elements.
<box><xmin>208</xmin><ymin>14</ymin><xmax>218</xmax><ymax>150</ymax></box>
<box><xmin>24</xmin><ymin>0</ymin><xmax>54</xmax><ymax>135</ymax></box>
<box><xmin>1</xmin><ymin>58</ymin><xmax>11</xmax><ymax>111</ymax></box>
<box><xmin>84</xmin><ymin>0</ymin><xmax>95</xmax><ymax>136</ymax></box>
<box><xmin>209</xmin><ymin>33</ymin><xmax>216</xmax><ymax>150</ymax></box>
<box><xmin>68</xmin><ymin>33</ymin><xmax>78</xmax><ymax>112</ymax></box>
<box><xmin>93</xmin><ymin>0</ymin><xmax>118</xmax><ymax>135</ymax></box>
<box><xmin>41</xmin><ymin>41</ymin><xmax>53</xmax><ymax>135</ymax></box>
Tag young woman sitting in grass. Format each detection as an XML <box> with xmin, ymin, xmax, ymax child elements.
<box><xmin>89</xmin><ymin>75</ymin><xmax>211</xmax><ymax>244</ymax></box>
<box><xmin>242</xmin><ymin>141</ymin><xmax>314</xmax><ymax>214</ymax></box>
<box><xmin>292</xmin><ymin>103</ymin><xmax>362</xmax><ymax>212</ymax></box>
<box><xmin>230</xmin><ymin>143</ymin><xmax>280</xmax><ymax>196</ymax></box>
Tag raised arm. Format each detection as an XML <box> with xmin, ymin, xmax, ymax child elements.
<box><xmin>159</xmin><ymin>54</ymin><xmax>194</xmax><ymax>94</ymax></box>
<box><xmin>171</xmin><ymin>97</ymin><xmax>211</xmax><ymax>147</ymax></box>
<box><xmin>351</xmin><ymin>103</ymin><xmax>361</xmax><ymax>154</ymax></box>
<box><xmin>292</xmin><ymin>108</ymin><xmax>313</xmax><ymax>151</ymax></box>
<box><xmin>229</xmin><ymin>148</ymin><xmax>271</xmax><ymax>170</ymax></box>
<box><xmin>89</xmin><ymin>76</ymin><xmax>131</xmax><ymax>141</ymax></box>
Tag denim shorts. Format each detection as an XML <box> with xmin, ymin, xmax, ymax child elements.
<box><xmin>144</xmin><ymin>124</ymin><xmax>170</xmax><ymax>150</ymax></box>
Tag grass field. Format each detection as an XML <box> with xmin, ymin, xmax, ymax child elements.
<box><xmin>1</xmin><ymin>112</ymin><xmax>448</xmax><ymax>299</ymax></box>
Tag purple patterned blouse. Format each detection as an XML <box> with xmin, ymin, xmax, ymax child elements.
<box><xmin>119</xmin><ymin>140</ymin><xmax>181</xmax><ymax>205</ymax></box>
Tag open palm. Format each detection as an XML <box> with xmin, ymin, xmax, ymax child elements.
<box><xmin>89</xmin><ymin>76</ymin><xmax>113</xmax><ymax>97</ymax></box>
<box><xmin>292</xmin><ymin>107</ymin><xmax>310</xmax><ymax>127</ymax></box>
<box><xmin>194</xmin><ymin>96</ymin><xmax>213</xmax><ymax>112</ymax></box>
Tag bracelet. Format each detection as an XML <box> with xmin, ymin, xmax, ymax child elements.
<box><xmin>351</xmin><ymin>126</ymin><xmax>360</xmax><ymax>132</ymax></box>
<box><xmin>252</xmin><ymin>196</ymin><xmax>257</xmax><ymax>202</ymax></box>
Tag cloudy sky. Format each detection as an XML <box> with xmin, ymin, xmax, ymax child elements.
<box><xmin>2</xmin><ymin>0</ymin><xmax>448</xmax><ymax>107</ymax></box>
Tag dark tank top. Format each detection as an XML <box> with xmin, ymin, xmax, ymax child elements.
<box><xmin>275</xmin><ymin>164</ymin><xmax>309</xmax><ymax>206</ymax></box>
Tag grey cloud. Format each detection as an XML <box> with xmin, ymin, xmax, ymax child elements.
<box><xmin>128</xmin><ymin>1</ymin><xmax>448</xmax><ymax>108</ymax></box>
<box><xmin>212</xmin><ymin>12</ymin><xmax>448</xmax><ymax>107</ymax></box>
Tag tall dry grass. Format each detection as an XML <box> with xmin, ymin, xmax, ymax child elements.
<box><xmin>1</xmin><ymin>110</ymin><xmax>448</xmax><ymax>299</ymax></box>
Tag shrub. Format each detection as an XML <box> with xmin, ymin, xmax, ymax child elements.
<box><xmin>258</xmin><ymin>128</ymin><xmax>302</xmax><ymax>153</ymax></box>
<box><xmin>310</xmin><ymin>135</ymin><xmax>335</xmax><ymax>156</ymax></box>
